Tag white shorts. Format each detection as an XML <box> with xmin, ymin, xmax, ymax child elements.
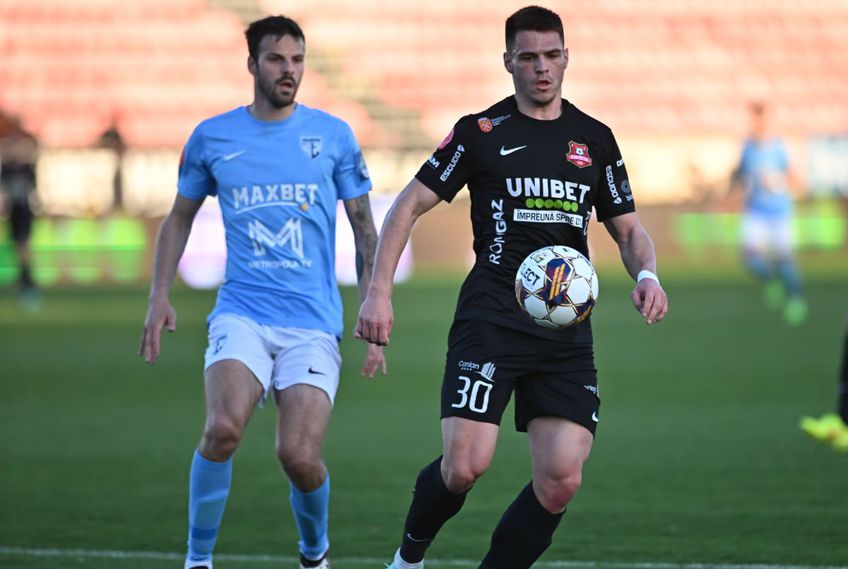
<box><xmin>741</xmin><ymin>213</ymin><xmax>796</xmax><ymax>257</ymax></box>
<box><xmin>204</xmin><ymin>313</ymin><xmax>342</xmax><ymax>405</ymax></box>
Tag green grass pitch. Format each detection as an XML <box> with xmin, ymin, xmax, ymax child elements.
<box><xmin>1</xmin><ymin>271</ymin><xmax>847</xmax><ymax>568</ymax></box>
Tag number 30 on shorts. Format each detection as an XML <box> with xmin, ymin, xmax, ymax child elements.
<box><xmin>451</xmin><ymin>375</ymin><xmax>493</xmax><ymax>413</ymax></box>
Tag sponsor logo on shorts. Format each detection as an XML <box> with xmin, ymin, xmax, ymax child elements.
<box><xmin>566</xmin><ymin>141</ymin><xmax>592</xmax><ymax>168</ymax></box>
<box><xmin>592</xmin><ymin>411</ymin><xmax>599</xmax><ymax>422</ymax></box>
<box><xmin>213</xmin><ymin>335</ymin><xmax>227</xmax><ymax>355</ymax></box>
<box><xmin>583</xmin><ymin>384</ymin><xmax>599</xmax><ymax>395</ymax></box>
<box><xmin>477</xmin><ymin>362</ymin><xmax>496</xmax><ymax>382</ymax></box>
<box><xmin>457</xmin><ymin>360</ymin><xmax>496</xmax><ymax>382</ymax></box>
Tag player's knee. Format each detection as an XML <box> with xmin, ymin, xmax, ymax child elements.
<box><xmin>200</xmin><ymin>420</ymin><xmax>243</xmax><ymax>460</ymax></box>
<box><xmin>277</xmin><ymin>446</ymin><xmax>322</xmax><ymax>481</ymax></box>
<box><xmin>536</xmin><ymin>471</ymin><xmax>582</xmax><ymax>513</ymax></box>
<box><xmin>442</xmin><ymin>458</ymin><xmax>487</xmax><ymax>493</ymax></box>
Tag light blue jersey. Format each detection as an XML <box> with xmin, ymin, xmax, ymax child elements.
<box><xmin>738</xmin><ymin>138</ymin><xmax>793</xmax><ymax>217</ymax></box>
<box><xmin>178</xmin><ymin>105</ymin><xmax>371</xmax><ymax>338</ymax></box>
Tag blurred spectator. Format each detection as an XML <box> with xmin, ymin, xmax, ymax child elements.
<box><xmin>0</xmin><ymin>125</ymin><xmax>40</xmax><ymax>308</ymax></box>
<box><xmin>99</xmin><ymin>124</ymin><xmax>126</xmax><ymax>213</ymax></box>
<box><xmin>730</xmin><ymin>101</ymin><xmax>806</xmax><ymax>325</ymax></box>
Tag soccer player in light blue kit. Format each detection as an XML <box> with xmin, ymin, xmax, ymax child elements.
<box><xmin>139</xmin><ymin>16</ymin><xmax>385</xmax><ymax>569</ymax></box>
<box><xmin>732</xmin><ymin>101</ymin><xmax>807</xmax><ymax>325</ymax></box>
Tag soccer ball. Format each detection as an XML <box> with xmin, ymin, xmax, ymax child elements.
<box><xmin>514</xmin><ymin>245</ymin><xmax>599</xmax><ymax>329</ymax></box>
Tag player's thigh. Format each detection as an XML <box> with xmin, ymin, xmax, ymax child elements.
<box><xmin>527</xmin><ymin>416</ymin><xmax>593</xmax><ymax>482</ymax></box>
<box><xmin>772</xmin><ymin>216</ymin><xmax>796</xmax><ymax>258</ymax></box>
<box><xmin>204</xmin><ymin>314</ymin><xmax>272</xmax><ymax>425</ymax></box>
<box><xmin>441</xmin><ymin>320</ymin><xmax>517</xmax><ymax>428</ymax></box>
<box><xmin>513</xmin><ymin>345</ymin><xmax>599</xmax><ymax>435</ymax></box>
<box><xmin>271</xmin><ymin>327</ymin><xmax>341</xmax><ymax>404</ymax></box>
<box><xmin>741</xmin><ymin>214</ymin><xmax>770</xmax><ymax>254</ymax></box>
<box><xmin>441</xmin><ymin>416</ymin><xmax>500</xmax><ymax>480</ymax></box>
<box><xmin>204</xmin><ymin>359</ymin><xmax>265</xmax><ymax>430</ymax></box>
<box><xmin>274</xmin><ymin>384</ymin><xmax>332</xmax><ymax>457</ymax></box>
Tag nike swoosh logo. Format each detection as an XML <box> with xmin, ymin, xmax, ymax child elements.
<box><xmin>592</xmin><ymin>411</ymin><xmax>599</xmax><ymax>422</ymax></box>
<box><xmin>405</xmin><ymin>533</ymin><xmax>431</xmax><ymax>543</ymax></box>
<box><xmin>222</xmin><ymin>150</ymin><xmax>246</xmax><ymax>162</ymax></box>
<box><xmin>499</xmin><ymin>145</ymin><xmax>527</xmax><ymax>156</ymax></box>
<box><xmin>308</xmin><ymin>367</ymin><xmax>325</xmax><ymax>376</ymax></box>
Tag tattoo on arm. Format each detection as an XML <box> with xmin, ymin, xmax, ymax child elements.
<box><xmin>346</xmin><ymin>195</ymin><xmax>378</xmax><ymax>285</ymax></box>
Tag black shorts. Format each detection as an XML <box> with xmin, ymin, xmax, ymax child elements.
<box><xmin>441</xmin><ymin>320</ymin><xmax>600</xmax><ymax>435</ymax></box>
<box><xmin>9</xmin><ymin>201</ymin><xmax>33</xmax><ymax>243</ymax></box>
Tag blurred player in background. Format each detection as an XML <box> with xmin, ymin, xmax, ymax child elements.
<box><xmin>800</xmin><ymin>321</ymin><xmax>848</xmax><ymax>452</ymax></box>
<box><xmin>730</xmin><ymin>101</ymin><xmax>807</xmax><ymax>325</ymax></box>
<box><xmin>0</xmin><ymin>126</ymin><xmax>39</xmax><ymax>309</ymax></box>
<box><xmin>139</xmin><ymin>15</ymin><xmax>385</xmax><ymax>569</ymax></box>
<box><xmin>357</xmin><ymin>6</ymin><xmax>667</xmax><ymax>569</ymax></box>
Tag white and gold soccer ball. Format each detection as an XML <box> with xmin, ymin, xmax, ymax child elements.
<box><xmin>515</xmin><ymin>245</ymin><xmax>599</xmax><ymax>329</ymax></box>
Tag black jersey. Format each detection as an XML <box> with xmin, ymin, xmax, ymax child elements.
<box><xmin>415</xmin><ymin>96</ymin><xmax>636</xmax><ymax>343</ymax></box>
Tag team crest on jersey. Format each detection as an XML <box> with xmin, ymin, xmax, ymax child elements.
<box><xmin>300</xmin><ymin>136</ymin><xmax>323</xmax><ymax>159</ymax></box>
<box><xmin>438</xmin><ymin>128</ymin><xmax>455</xmax><ymax>150</ymax></box>
<box><xmin>566</xmin><ymin>141</ymin><xmax>592</xmax><ymax>168</ymax></box>
<box><xmin>478</xmin><ymin>117</ymin><xmax>494</xmax><ymax>133</ymax></box>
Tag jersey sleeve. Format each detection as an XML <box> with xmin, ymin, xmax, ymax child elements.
<box><xmin>177</xmin><ymin>126</ymin><xmax>216</xmax><ymax>200</ymax></box>
<box><xmin>414</xmin><ymin>117</ymin><xmax>475</xmax><ymax>203</ymax></box>
<box><xmin>333</xmin><ymin>122</ymin><xmax>372</xmax><ymax>200</ymax></box>
<box><xmin>593</xmin><ymin>129</ymin><xmax>636</xmax><ymax>222</ymax></box>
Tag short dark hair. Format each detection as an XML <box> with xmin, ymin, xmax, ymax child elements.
<box><xmin>505</xmin><ymin>6</ymin><xmax>564</xmax><ymax>52</ymax></box>
<box><xmin>245</xmin><ymin>15</ymin><xmax>305</xmax><ymax>60</ymax></box>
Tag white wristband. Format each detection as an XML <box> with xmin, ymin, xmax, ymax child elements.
<box><xmin>637</xmin><ymin>270</ymin><xmax>660</xmax><ymax>285</ymax></box>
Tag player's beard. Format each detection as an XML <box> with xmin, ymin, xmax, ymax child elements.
<box><xmin>258</xmin><ymin>72</ymin><xmax>299</xmax><ymax>109</ymax></box>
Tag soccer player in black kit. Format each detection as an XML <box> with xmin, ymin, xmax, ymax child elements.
<box><xmin>357</xmin><ymin>6</ymin><xmax>668</xmax><ymax>568</ymax></box>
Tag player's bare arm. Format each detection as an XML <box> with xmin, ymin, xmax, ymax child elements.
<box><xmin>343</xmin><ymin>193</ymin><xmax>387</xmax><ymax>377</ymax></box>
<box><xmin>603</xmin><ymin>212</ymin><xmax>668</xmax><ymax>325</ymax></box>
<box><xmin>139</xmin><ymin>194</ymin><xmax>203</xmax><ymax>364</ymax></box>
<box><xmin>343</xmin><ymin>193</ymin><xmax>379</xmax><ymax>300</ymax></box>
<box><xmin>356</xmin><ymin>178</ymin><xmax>441</xmax><ymax>346</ymax></box>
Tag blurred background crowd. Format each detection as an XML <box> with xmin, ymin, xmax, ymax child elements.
<box><xmin>1</xmin><ymin>0</ymin><xmax>846</xmax><ymax>291</ymax></box>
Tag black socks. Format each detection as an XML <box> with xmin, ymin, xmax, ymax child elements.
<box><xmin>399</xmin><ymin>456</ymin><xmax>469</xmax><ymax>563</ymax></box>
<box><xmin>479</xmin><ymin>482</ymin><xmax>564</xmax><ymax>569</ymax></box>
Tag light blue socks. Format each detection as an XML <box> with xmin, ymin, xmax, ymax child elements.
<box><xmin>186</xmin><ymin>450</ymin><xmax>232</xmax><ymax>565</ymax></box>
<box><xmin>290</xmin><ymin>475</ymin><xmax>330</xmax><ymax>560</ymax></box>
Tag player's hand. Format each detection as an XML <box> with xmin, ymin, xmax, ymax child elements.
<box><xmin>355</xmin><ymin>295</ymin><xmax>393</xmax><ymax>346</ymax></box>
<box><xmin>361</xmin><ymin>343</ymin><xmax>387</xmax><ymax>379</ymax></box>
<box><xmin>139</xmin><ymin>296</ymin><xmax>177</xmax><ymax>364</ymax></box>
<box><xmin>631</xmin><ymin>279</ymin><xmax>668</xmax><ymax>325</ymax></box>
